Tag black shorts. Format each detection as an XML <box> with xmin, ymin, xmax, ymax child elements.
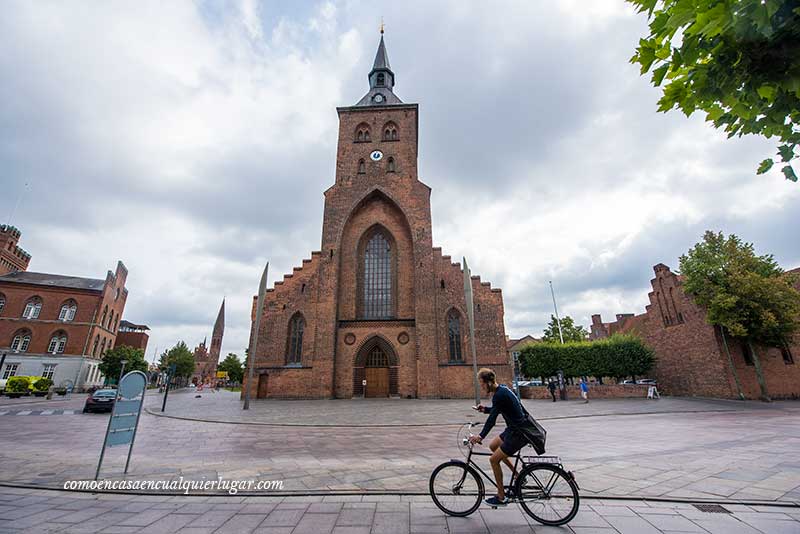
<box><xmin>499</xmin><ymin>428</ymin><xmax>529</xmax><ymax>456</ymax></box>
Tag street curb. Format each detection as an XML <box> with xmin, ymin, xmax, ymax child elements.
<box><xmin>0</xmin><ymin>481</ymin><xmax>797</xmax><ymax>508</ymax></box>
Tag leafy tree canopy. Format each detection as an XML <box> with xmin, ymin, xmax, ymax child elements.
<box><xmin>628</xmin><ymin>0</ymin><xmax>800</xmax><ymax>181</ymax></box>
<box><xmin>99</xmin><ymin>345</ymin><xmax>148</xmax><ymax>383</ymax></box>
<box><xmin>218</xmin><ymin>353</ymin><xmax>244</xmax><ymax>383</ymax></box>
<box><xmin>679</xmin><ymin>231</ymin><xmax>800</xmax><ymax>344</ymax></box>
<box><xmin>159</xmin><ymin>341</ymin><xmax>196</xmax><ymax>378</ymax></box>
<box><xmin>541</xmin><ymin>315</ymin><xmax>589</xmax><ymax>343</ymax></box>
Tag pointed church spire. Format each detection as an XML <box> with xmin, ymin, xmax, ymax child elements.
<box><xmin>355</xmin><ymin>26</ymin><xmax>402</xmax><ymax>106</ymax></box>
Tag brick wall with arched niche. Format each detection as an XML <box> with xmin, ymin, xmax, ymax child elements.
<box><xmin>337</xmin><ymin>191</ymin><xmax>415</xmax><ymax>321</ymax></box>
<box><xmin>351</xmin><ymin>334</ymin><xmax>399</xmax><ymax>398</ymax></box>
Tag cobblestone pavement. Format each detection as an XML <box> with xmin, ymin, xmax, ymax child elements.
<box><xmin>0</xmin><ymin>487</ymin><xmax>798</xmax><ymax>533</ymax></box>
<box><xmin>0</xmin><ymin>391</ymin><xmax>799</xmax><ymax>503</ymax></box>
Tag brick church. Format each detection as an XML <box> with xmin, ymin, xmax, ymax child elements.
<box><xmin>245</xmin><ymin>32</ymin><xmax>510</xmax><ymax>399</ymax></box>
<box><xmin>192</xmin><ymin>299</ymin><xmax>224</xmax><ymax>385</ymax></box>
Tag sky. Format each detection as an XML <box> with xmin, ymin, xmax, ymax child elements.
<box><xmin>1</xmin><ymin>1</ymin><xmax>798</xmax><ymax>362</ymax></box>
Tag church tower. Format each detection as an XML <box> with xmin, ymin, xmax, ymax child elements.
<box><xmin>245</xmin><ymin>31</ymin><xmax>509</xmax><ymax>399</ymax></box>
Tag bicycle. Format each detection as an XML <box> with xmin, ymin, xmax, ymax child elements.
<box><xmin>429</xmin><ymin>422</ymin><xmax>580</xmax><ymax>526</ymax></box>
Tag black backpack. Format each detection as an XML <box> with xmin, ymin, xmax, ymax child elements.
<box><xmin>503</xmin><ymin>385</ymin><xmax>547</xmax><ymax>455</ymax></box>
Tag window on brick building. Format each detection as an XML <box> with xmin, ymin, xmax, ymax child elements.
<box><xmin>358</xmin><ymin>159</ymin><xmax>366</xmax><ymax>174</ymax></box>
<box><xmin>362</xmin><ymin>230</ymin><xmax>393</xmax><ymax>319</ymax></box>
<box><xmin>101</xmin><ymin>305</ymin><xmax>108</xmax><ymax>328</ymax></box>
<box><xmin>782</xmin><ymin>343</ymin><xmax>794</xmax><ymax>365</ymax></box>
<box><xmin>100</xmin><ymin>338</ymin><xmax>106</xmax><ymax>356</ymax></box>
<box><xmin>2</xmin><ymin>363</ymin><xmax>19</xmax><ymax>379</ymax></box>
<box><xmin>48</xmin><ymin>332</ymin><xmax>67</xmax><ymax>354</ymax></box>
<box><xmin>448</xmin><ymin>310</ymin><xmax>463</xmax><ymax>362</ymax></box>
<box><xmin>59</xmin><ymin>300</ymin><xmax>77</xmax><ymax>322</ymax></box>
<box><xmin>355</xmin><ymin>123</ymin><xmax>371</xmax><ymax>142</ymax></box>
<box><xmin>0</xmin><ymin>293</ymin><xmax>5</xmax><ymax>314</ymax></box>
<box><xmin>366</xmin><ymin>346</ymin><xmax>389</xmax><ymax>367</ymax></box>
<box><xmin>11</xmin><ymin>330</ymin><xmax>31</xmax><ymax>353</ymax></box>
<box><xmin>287</xmin><ymin>313</ymin><xmax>304</xmax><ymax>365</ymax></box>
<box><xmin>387</xmin><ymin>157</ymin><xmax>395</xmax><ymax>173</ymax></box>
<box><xmin>92</xmin><ymin>335</ymin><xmax>100</xmax><ymax>357</ymax></box>
<box><xmin>42</xmin><ymin>364</ymin><xmax>56</xmax><ymax>380</ymax></box>
<box><xmin>382</xmin><ymin>122</ymin><xmax>398</xmax><ymax>141</ymax></box>
<box><xmin>22</xmin><ymin>297</ymin><xmax>42</xmax><ymax>319</ymax></box>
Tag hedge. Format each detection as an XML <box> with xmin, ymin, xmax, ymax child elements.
<box><xmin>519</xmin><ymin>334</ymin><xmax>655</xmax><ymax>381</ymax></box>
<box><xmin>5</xmin><ymin>376</ymin><xmax>32</xmax><ymax>393</ymax></box>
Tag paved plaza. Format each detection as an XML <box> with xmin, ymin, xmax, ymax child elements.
<box><xmin>0</xmin><ymin>486</ymin><xmax>799</xmax><ymax>534</ymax></box>
<box><xmin>1</xmin><ymin>391</ymin><xmax>800</xmax><ymax>532</ymax></box>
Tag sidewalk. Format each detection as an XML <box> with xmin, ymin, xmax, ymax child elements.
<box><xmin>0</xmin><ymin>487</ymin><xmax>798</xmax><ymax>533</ymax></box>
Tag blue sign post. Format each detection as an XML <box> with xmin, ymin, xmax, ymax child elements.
<box><xmin>95</xmin><ymin>370</ymin><xmax>147</xmax><ymax>480</ymax></box>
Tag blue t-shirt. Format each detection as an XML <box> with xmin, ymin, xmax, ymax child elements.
<box><xmin>580</xmin><ymin>382</ymin><xmax>588</xmax><ymax>392</ymax></box>
<box><xmin>479</xmin><ymin>384</ymin><xmax>527</xmax><ymax>439</ymax></box>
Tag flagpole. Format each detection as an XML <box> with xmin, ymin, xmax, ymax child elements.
<box><xmin>549</xmin><ymin>280</ymin><xmax>564</xmax><ymax>344</ymax></box>
<box><xmin>463</xmin><ymin>257</ymin><xmax>480</xmax><ymax>405</ymax></box>
<box><xmin>244</xmin><ymin>262</ymin><xmax>268</xmax><ymax>410</ymax></box>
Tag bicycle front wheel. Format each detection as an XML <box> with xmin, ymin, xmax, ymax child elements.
<box><xmin>429</xmin><ymin>461</ymin><xmax>484</xmax><ymax>517</ymax></box>
<box><xmin>515</xmin><ymin>464</ymin><xmax>579</xmax><ymax>526</ymax></box>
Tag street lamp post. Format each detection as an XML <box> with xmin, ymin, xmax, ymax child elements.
<box><xmin>463</xmin><ymin>257</ymin><xmax>481</xmax><ymax>406</ymax></box>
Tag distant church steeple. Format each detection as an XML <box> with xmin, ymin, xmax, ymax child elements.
<box><xmin>355</xmin><ymin>27</ymin><xmax>403</xmax><ymax>107</ymax></box>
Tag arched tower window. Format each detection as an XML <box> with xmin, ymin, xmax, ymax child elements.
<box><xmin>376</xmin><ymin>72</ymin><xmax>385</xmax><ymax>86</ymax></box>
<box><xmin>59</xmin><ymin>300</ymin><xmax>77</xmax><ymax>322</ymax></box>
<box><xmin>448</xmin><ymin>310</ymin><xmax>463</xmax><ymax>362</ymax></box>
<box><xmin>382</xmin><ymin>122</ymin><xmax>398</xmax><ymax>141</ymax></box>
<box><xmin>22</xmin><ymin>297</ymin><xmax>42</xmax><ymax>319</ymax></box>
<box><xmin>362</xmin><ymin>230</ymin><xmax>393</xmax><ymax>319</ymax></box>
<box><xmin>11</xmin><ymin>329</ymin><xmax>32</xmax><ymax>353</ymax></box>
<box><xmin>48</xmin><ymin>331</ymin><xmax>67</xmax><ymax>354</ymax></box>
<box><xmin>387</xmin><ymin>157</ymin><xmax>395</xmax><ymax>173</ymax></box>
<box><xmin>354</xmin><ymin>123</ymin><xmax>371</xmax><ymax>143</ymax></box>
<box><xmin>287</xmin><ymin>313</ymin><xmax>304</xmax><ymax>365</ymax></box>
<box><xmin>358</xmin><ymin>159</ymin><xmax>366</xmax><ymax>174</ymax></box>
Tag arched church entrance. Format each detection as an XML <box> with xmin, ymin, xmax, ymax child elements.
<box><xmin>353</xmin><ymin>336</ymin><xmax>399</xmax><ymax>398</ymax></box>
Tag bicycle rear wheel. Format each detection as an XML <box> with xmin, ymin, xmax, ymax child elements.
<box><xmin>515</xmin><ymin>463</ymin><xmax>579</xmax><ymax>526</ymax></box>
<box><xmin>429</xmin><ymin>461</ymin><xmax>484</xmax><ymax>517</ymax></box>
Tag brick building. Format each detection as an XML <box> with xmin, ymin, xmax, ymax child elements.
<box><xmin>116</xmin><ymin>320</ymin><xmax>150</xmax><ymax>353</ymax></box>
<box><xmin>245</xmin><ymin>33</ymin><xmax>509</xmax><ymax>399</ymax></box>
<box><xmin>0</xmin><ymin>261</ymin><xmax>129</xmax><ymax>391</ymax></box>
<box><xmin>192</xmin><ymin>299</ymin><xmax>224</xmax><ymax>384</ymax></box>
<box><xmin>0</xmin><ymin>225</ymin><xmax>31</xmax><ymax>275</ymax></box>
<box><xmin>591</xmin><ymin>263</ymin><xmax>800</xmax><ymax>399</ymax></box>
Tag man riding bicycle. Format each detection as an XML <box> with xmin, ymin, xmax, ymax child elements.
<box><xmin>468</xmin><ymin>367</ymin><xmax>531</xmax><ymax>507</ymax></box>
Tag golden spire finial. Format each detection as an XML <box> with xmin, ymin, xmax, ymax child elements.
<box><xmin>380</xmin><ymin>17</ymin><xmax>384</xmax><ymax>34</ymax></box>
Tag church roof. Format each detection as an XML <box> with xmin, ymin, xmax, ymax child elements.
<box><xmin>354</xmin><ymin>30</ymin><xmax>403</xmax><ymax>107</ymax></box>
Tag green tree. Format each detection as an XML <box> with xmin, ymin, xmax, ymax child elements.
<box><xmin>159</xmin><ymin>341</ymin><xmax>196</xmax><ymax>379</ymax></box>
<box><xmin>99</xmin><ymin>345</ymin><xmax>148</xmax><ymax>384</ymax></box>
<box><xmin>628</xmin><ymin>0</ymin><xmax>800</xmax><ymax>182</ymax></box>
<box><xmin>679</xmin><ymin>231</ymin><xmax>800</xmax><ymax>400</ymax></box>
<box><xmin>218</xmin><ymin>353</ymin><xmax>244</xmax><ymax>383</ymax></box>
<box><xmin>541</xmin><ymin>315</ymin><xmax>589</xmax><ymax>343</ymax></box>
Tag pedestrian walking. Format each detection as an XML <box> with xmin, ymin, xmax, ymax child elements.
<box><xmin>580</xmin><ymin>378</ymin><xmax>589</xmax><ymax>403</ymax></box>
<box><xmin>547</xmin><ymin>380</ymin><xmax>557</xmax><ymax>402</ymax></box>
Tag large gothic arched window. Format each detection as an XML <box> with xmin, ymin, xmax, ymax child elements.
<box><xmin>287</xmin><ymin>313</ymin><xmax>304</xmax><ymax>365</ymax></box>
<box><xmin>448</xmin><ymin>310</ymin><xmax>463</xmax><ymax>362</ymax></box>
<box><xmin>362</xmin><ymin>230</ymin><xmax>393</xmax><ymax>319</ymax></box>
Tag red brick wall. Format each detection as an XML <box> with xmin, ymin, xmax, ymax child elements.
<box><xmin>115</xmin><ymin>331</ymin><xmax>149</xmax><ymax>351</ymax></box>
<box><xmin>0</xmin><ymin>261</ymin><xmax>127</xmax><ymax>359</ymax></box>
<box><xmin>597</xmin><ymin>264</ymin><xmax>800</xmax><ymax>400</ymax></box>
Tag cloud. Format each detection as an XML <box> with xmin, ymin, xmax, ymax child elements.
<box><xmin>1</xmin><ymin>0</ymin><xmax>797</xmax><ymax>359</ymax></box>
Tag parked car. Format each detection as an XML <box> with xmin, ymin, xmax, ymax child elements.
<box><xmin>83</xmin><ymin>389</ymin><xmax>117</xmax><ymax>413</ymax></box>
<box><xmin>517</xmin><ymin>381</ymin><xmax>532</xmax><ymax>387</ymax></box>
<box><xmin>636</xmin><ymin>379</ymin><xmax>658</xmax><ymax>386</ymax></box>
<box><xmin>620</xmin><ymin>380</ymin><xmax>635</xmax><ymax>385</ymax></box>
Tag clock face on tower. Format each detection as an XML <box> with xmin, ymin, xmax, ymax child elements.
<box><xmin>373</xmin><ymin>93</ymin><xmax>384</xmax><ymax>103</ymax></box>
<box><xmin>370</xmin><ymin>150</ymin><xmax>383</xmax><ymax>161</ymax></box>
